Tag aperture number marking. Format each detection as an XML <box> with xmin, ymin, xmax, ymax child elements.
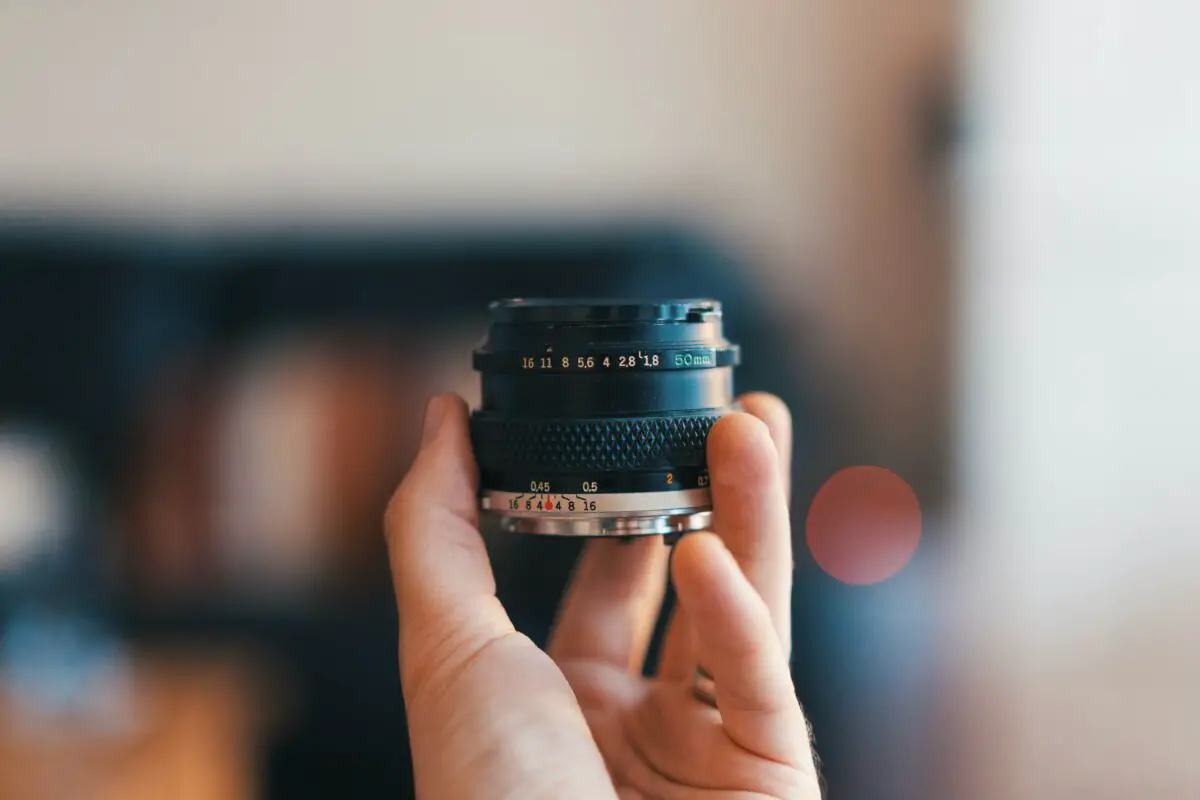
<box><xmin>518</xmin><ymin>351</ymin><xmax>680</xmax><ymax>370</ymax></box>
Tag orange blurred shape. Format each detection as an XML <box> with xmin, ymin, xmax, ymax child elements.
<box><xmin>805</xmin><ymin>466</ymin><xmax>922</xmax><ymax>586</ymax></box>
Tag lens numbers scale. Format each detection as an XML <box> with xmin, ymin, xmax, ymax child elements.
<box><xmin>507</xmin><ymin>493</ymin><xmax>597</xmax><ymax>513</ymax></box>
<box><xmin>615</xmin><ymin>351</ymin><xmax>659</xmax><ymax>368</ymax></box>
<box><xmin>520</xmin><ymin>352</ymin><xmax>661</xmax><ymax>370</ymax></box>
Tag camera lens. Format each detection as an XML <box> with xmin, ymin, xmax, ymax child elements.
<box><xmin>470</xmin><ymin>298</ymin><xmax>740</xmax><ymax>537</ymax></box>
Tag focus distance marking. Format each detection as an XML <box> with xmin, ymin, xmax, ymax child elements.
<box><xmin>480</xmin><ymin>488</ymin><xmax>711</xmax><ymax>515</ymax></box>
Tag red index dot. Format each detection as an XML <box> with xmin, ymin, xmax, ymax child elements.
<box><xmin>805</xmin><ymin>466</ymin><xmax>921</xmax><ymax>586</ymax></box>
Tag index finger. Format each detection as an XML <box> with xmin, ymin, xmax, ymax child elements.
<box><xmin>707</xmin><ymin>407</ymin><xmax>793</xmax><ymax>654</ymax></box>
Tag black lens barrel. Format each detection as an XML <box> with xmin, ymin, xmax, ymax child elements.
<box><xmin>471</xmin><ymin>298</ymin><xmax>739</xmax><ymax>493</ymax></box>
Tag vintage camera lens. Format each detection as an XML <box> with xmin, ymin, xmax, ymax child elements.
<box><xmin>470</xmin><ymin>298</ymin><xmax>740</xmax><ymax>536</ymax></box>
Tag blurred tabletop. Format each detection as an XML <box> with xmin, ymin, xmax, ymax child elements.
<box><xmin>0</xmin><ymin>651</ymin><xmax>276</xmax><ymax>800</ymax></box>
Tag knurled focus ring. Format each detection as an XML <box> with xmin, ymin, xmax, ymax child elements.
<box><xmin>470</xmin><ymin>413</ymin><xmax>723</xmax><ymax>472</ymax></box>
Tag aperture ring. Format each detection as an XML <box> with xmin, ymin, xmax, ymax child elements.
<box><xmin>473</xmin><ymin>346</ymin><xmax>739</xmax><ymax>373</ymax></box>
<box><xmin>470</xmin><ymin>412</ymin><xmax>724</xmax><ymax>472</ymax></box>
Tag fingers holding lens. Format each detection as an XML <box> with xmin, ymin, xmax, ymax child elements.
<box><xmin>656</xmin><ymin>396</ymin><xmax>794</xmax><ymax>681</ymax></box>
<box><xmin>735</xmin><ymin>392</ymin><xmax>793</xmax><ymax>497</ymax></box>
<box><xmin>706</xmin><ymin>410</ymin><xmax>793</xmax><ymax>655</ymax></box>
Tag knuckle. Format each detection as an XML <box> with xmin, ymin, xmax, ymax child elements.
<box><xmin>746</xmin><ymin>391</ymin><xmax>791</xmax><ymax>427</ymax></box>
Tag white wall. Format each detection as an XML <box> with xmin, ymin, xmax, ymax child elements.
<box><xmin>959</xmin><ymin>1</ymin><xmax>1200</xmax><ymax>796</ymax></box>
<box><xmin>0</xmin><ymin>1</ymin><xmax>827</xmax><ymax>288</ymax></box>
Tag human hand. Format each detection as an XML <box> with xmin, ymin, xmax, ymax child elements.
<box><xmin>385</xmin><ymin>393</ymin><xmax>820</xmax><ymax>799</ymax></box>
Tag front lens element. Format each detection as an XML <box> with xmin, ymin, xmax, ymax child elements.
<box><xmin>470</xmin><ymin>298</ymin><xmax>740</xmax><ymax>537</ymax></box>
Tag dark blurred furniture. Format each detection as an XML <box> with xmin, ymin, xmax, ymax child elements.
<box><xmin>0</xmin><ymin>220</ymin><xmax>823</xmax><ymax>799</ymax></box>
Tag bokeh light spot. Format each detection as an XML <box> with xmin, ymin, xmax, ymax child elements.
<box><xmin>805</xmin><ymin>466</ymin><xmax>922</xmax><ymax>585</ymax></box>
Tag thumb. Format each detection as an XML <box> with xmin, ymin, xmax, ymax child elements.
<box><xmin>384</xmin><ymin>395</ymin><xmax>615</xmax><ymax>799</ymax></box>
<box><xmin>384</xmin><ymin>394</ymin><xmax>513</xmax><ymax>697</ymax></box>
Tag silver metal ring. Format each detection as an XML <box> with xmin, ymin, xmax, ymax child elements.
<box><xmin>691</xmin><ymin>665</ymin><xmax>718</xmax><ymax>708</ymax></box>
<box><xmin>481</xmin><ymin>488</ymin><xmax>711</xmax><ymax>514</ymax></box>
<box><xmin>487</xmin><ymin>509</ymin><xmax>711</xmax><ymax>537</ymax></box>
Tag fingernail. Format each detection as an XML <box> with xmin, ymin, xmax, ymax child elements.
<box><xmin>421</xmin><ymin>396</ymin><xmax>445</xmax><ymax>445</ymax></box>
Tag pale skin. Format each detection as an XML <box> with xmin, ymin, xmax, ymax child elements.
<box><xmin>384</xmin><ymin>392</ymin><xmax>820</xmax><ymax>799</ymax></box>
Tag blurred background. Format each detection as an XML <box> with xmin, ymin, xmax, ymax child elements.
<box><xmin>0</xmin><ymin>1</ymin><xmax>1195</xmax><ymax>798</ymax></box>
